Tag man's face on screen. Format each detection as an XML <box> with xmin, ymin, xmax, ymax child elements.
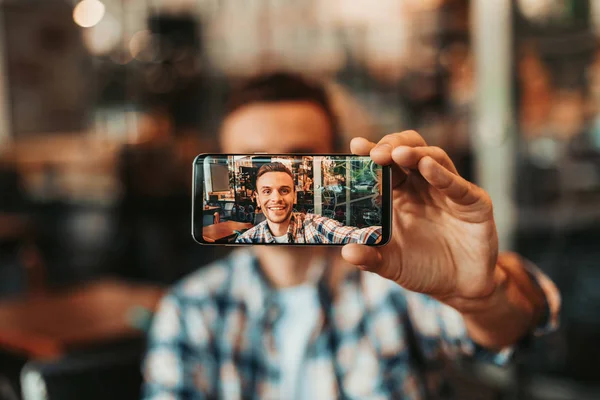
<box><xmin>256</xmin><ymin>172</ymin><xmax>295</xmax><ymax>225</ymax></box>
<box><xmin>220</xmin><ymin>101</ymin><xmax>334</xmax><ymax>153</ymax></box>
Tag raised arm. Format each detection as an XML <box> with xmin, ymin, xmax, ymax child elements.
<box><xmin>306</xmin><ymin>214</ymin><xmax>382</xmax><ymax>244</ymax></box>
<box><xmin>342</xmin><ymin>131</ymin><xmax>560</xmax><ymax>351</ymax></box>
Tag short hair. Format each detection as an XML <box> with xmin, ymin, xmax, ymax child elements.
<box><xmin>256</xmin><ymin>162</ymin><xmax>294</xmax><ymax>188</ymax></box>
<box><xmin>224</xmin><ymin>72</ymin><xmax>341</xmax><ymax>150</ymax></box>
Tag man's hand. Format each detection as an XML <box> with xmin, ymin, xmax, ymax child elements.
<box><xmin>342</xmin><ymin>131</ymin><xmax>555</xmax><ymax>350</ymax></box>
<box><xmin>342</xmin><ymin>131</ymin><xmax>499</xmax><ymax>305</ymax></box>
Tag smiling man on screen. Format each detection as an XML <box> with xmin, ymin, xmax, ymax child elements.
<box><xmin>235</xmin><ymin>162</ymin><xmax>382</xmax><ymax>244</ymax></box>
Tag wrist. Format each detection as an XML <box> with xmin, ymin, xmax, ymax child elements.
<box><xmin>439</xmin><ymin>264</ymin><xmax>509</xmax><ymax>315</ymax></box>
<box><xmin>458</xmin><ymin>254</ymin><xmax>549</xmax><ymax>350</ymax></box>
<box><xmin>494</xmin><ymin>253</ymin><xmax>548</xmax><ymax>331</ymax></box>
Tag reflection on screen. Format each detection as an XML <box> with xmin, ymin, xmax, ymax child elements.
<box><xmin>200</xmin><ymin>155</ymin><xmax>383</xmax><ymax>244</ymax></box>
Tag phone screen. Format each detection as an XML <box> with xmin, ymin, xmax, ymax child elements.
<box><xmin>192</xmin><ymin>154</ymin><xmax>391</xmax><ymax>246</ymax></box>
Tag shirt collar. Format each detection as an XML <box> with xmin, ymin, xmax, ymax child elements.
<box><xmin>286</xmin><ymin>213</ymin><xmax>303</xmax><ymax>243</ymax></box>
<box><xmin>261</xmin><ymin>212</ymin><xmax>303</xmax><ymax>243</ymax></box>
<box><xmin>258</xmin><ymin>221</ymin><xmax>276</xmax><ymax>243</ymax></box>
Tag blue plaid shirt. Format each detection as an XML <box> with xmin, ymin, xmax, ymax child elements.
<box><xmin>235</xmin><ymin>213</ymin><xmax>382</xmax><ymax>244</ymax></box>
<box><xmin>142</xmin><ymin>249</ymin><xmax>559</xmax><ymax>399</ymax></box>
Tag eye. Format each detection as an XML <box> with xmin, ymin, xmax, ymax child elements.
<box><xmin>263</xmin><ymin>189</ymin><xmax>271</xmax><ymax>195</ymax></box>
<box><xmin>281</xmin><ymin>188</ymin><xmax>290</xmax><ymax>194</ymax></box>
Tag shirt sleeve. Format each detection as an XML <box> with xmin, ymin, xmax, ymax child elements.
<box><xmin>235</xmin><ymin>226</ymin><xmax>263</xmax><ymax>243</ymax></box>
<box><xmin>141</xmin><ymin>293</ymin><xmax>210</xmax><ymax>400</ymax></box>
<box><xmin>403</xmin><ymin>262</ymin><xmax>560</xmax><ymax>367</ymax></box>
<box><xmin>523</xmin><ymin>259</ymin><xmax>561</xmax><ymax>337</ymax></box>
<box><xmin>309</xmin><ymin>215</ymin><xmax>382</xmax><ymax>244</ymax></box>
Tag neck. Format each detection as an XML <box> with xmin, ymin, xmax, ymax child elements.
<box><xmin>255</xmin><ymin>247</ymin><xmax>323</xmax><ymax>288</ymax></box>
<box><xmin>266</xmin><ymin>218</ymin><xmax>291</xmax><ymax>237</ymax></box>
<box><xmin>254</xmin><ymin>247</ymin><xmax>354</xmax><ymax>289</ymax></box>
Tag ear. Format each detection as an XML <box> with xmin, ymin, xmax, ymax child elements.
<box><xmin>255</xmin><ymin>194</ymin><xmax>262</xmax><ymax>210</ymax></box>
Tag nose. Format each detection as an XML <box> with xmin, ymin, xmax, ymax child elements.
<box><xmin>269</xmin><ymin>191</ymin><xmax>283</xmax><ymax>202</ymax></box>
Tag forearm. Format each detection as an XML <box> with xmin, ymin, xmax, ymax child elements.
<box><xmin>455</xmin><ymin>253</ymin><xmax>547</xmax><ymax>351</ymax></box>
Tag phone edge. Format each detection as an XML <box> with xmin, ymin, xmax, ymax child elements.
<box><xmin>191</xmin><ymin>153</ymin><xmax>207</xmax><ymax>245</ymax></box>
<box><xmin>191</xmin><ymin>154</ymin><xmax>392</xmax><ymax>247</ymax></box>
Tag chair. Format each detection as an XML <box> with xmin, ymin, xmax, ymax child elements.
<box><xmin>222</xmin><ymin>203</ymin><xmax>235</xmax><ymax>220</ymax></box>
<box><xmin>237</xmin><ymin>206</ymin><xmax>247</xmax><ymax>222</ymax></box>
<box><xmin>202</xmin><ymin>212</ymin><xmax>219</xmax><ymax>226</ymax></box>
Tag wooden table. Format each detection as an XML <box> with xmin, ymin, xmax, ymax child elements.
<box><xmin>202</xmin><ymin>221</ymin><xmax>253</xmax><ymax>243</ymax></box>
<box><xmin>0</xmin><ymin>280</ymin><xmax>165</xmax><ymax>359</ymax></box>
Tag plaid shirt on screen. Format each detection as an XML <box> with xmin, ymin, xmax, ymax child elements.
<box><xmin>142</xmin><ymin>249</ymin><xmax>560</xmax><ymax>400</ymax></box>
<box><xmin>235</xmin><ymin>212</ymin><xmax>382</xmax><ymax>244</ymax></box>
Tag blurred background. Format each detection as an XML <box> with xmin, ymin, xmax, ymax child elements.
<box><xmin>0</xmin><ymin>0</ymin><xmax>599</xmax><ymax>399</ymax></box>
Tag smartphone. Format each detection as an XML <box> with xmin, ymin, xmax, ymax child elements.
<box><xmin>192</xmin><ymin>154</ymin><xmax>392</xmax><ymax>246</ymax></box>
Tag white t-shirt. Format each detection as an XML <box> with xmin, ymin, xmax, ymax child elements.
<box><xmin>274</xmin><ymin>234</ymin><xmax>289</xmax><ymax>243</ymax></box>
<box><xmin>274</xmin><ymin>284</ymin><xmax>320</xmax><ymax>400</ymax></box>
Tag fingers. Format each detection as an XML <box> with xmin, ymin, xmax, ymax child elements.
<box><xmin>350</xmin><ymin>137</ymin><xmax>376</xmax><ymax>156</ymax></box>
<box><xmin>352</xmin><ymin>136</ymin><xmax>407</xmax><ymax>188</ymax></box>
<box><xmin>391</xmin><ymin>146</ymin><xmax>458</xmax><ymax>174</ymax></box>
<box><xmin>354</xmin><ymin>135</ymin><xmax>489</xmax><ymax>207</ymax></box>
<box><xmin>418</xmin><ymin>156</ymin><xmax>486</xmax><ymax>206</ymax></box>
<box><xmin>341</xmin><ymin>243</ymin><xmax>384</xmax><ymax>273</ymax></box>
<box><xmin>369</xmin><ymin>131</ymin><xmax>427</xmax><ymax>166</ymax></box>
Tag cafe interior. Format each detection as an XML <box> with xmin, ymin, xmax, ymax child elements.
<box><xmin>201</xmin><ymin>155</ymin><xmax>381</xmax><ymax>243</ymax></box>
<box><xmin>0</xmin><ymin>0</ymin><xmax>599</xmax><ymax>399</ymax></box>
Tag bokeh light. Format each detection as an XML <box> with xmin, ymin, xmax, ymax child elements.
<box><xmin>73</xmin><ymin>0</ymin><xmax>106</xmax><ymax>28</ymax></box>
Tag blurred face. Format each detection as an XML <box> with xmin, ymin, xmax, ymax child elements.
<box><xmin>256</xmin><ymin>172</ymin><xmax>295</xmax><ymax>225</ymax></box>
<box><xmin>220</xmin><ymin>101</ymin><xmax>334</xmax><ymax>153</ymax></box>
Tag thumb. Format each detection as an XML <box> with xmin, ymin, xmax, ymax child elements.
<box><xmin>341</xmin><ymin>244</ymin><xmax>384</xmax><ymax>273</ymax></box>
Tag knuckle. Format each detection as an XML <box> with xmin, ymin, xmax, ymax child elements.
<box><xmin>428</xmin><ymin>146</ymin><xmax>455</xmax><ymax>169</ymax></box>
<box><xmin>404</xmin><ymin>130</ymin><xmax>426</xmax><ymax>145</ymax></box>
<box><xmin>402</xmin><ymin>129</ymin><xmax>419</xmax><ymax>136</ymax></box>
<box><xmin>460</xmin><ymin>181</ymin><xmax>473</xmax><ymax>198</ymax></box>
<box><xmin>429</xmin><ymin>146</ymin><xmax>446</xmax><ymax>156</ymax></box>
<box><xmin>380</xmin><ymin>130</ymin><xmax>427</xmax><ymax>148</ymax></box>
<box><xmin>380</xmin><ymin>133</ymin><xmax>401</xmax><ymax>143</ymax></box>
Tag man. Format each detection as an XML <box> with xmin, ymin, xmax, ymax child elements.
<box><xmin>235</xmin><ymin>162</ymin><xmax>381</xmax><ymax>244</ymax></box>
<box><xmin>142</xmin><ymin>73</ymin><xmax>560</xmax><ymax>399</ymax></box>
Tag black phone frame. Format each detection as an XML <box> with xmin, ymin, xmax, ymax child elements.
<box><xmin>192</xmin><ymin>153</ymin><xmax>392</xmax><ymax>246</ymax></box>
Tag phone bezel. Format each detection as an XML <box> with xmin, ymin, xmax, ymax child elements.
<box><xmin>192</xmin><ymin>153</ymin><xmax>392</xmax><ymax>246</ymax></box>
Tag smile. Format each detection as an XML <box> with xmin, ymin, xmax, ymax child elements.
<box><xmin>268</xmin><ymin>206</ymin><xmax>286</xmax><ymax>210</ymax></box>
